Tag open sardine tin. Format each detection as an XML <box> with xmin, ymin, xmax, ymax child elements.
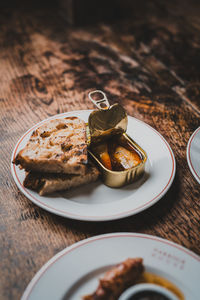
<box><xmin>87</xmin><ymin>90</ymin><xmax>147</xmax><ymax>188</ymax></box>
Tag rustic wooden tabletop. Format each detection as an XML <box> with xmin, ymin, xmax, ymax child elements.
<box><xmin>0</xmin><ymin>1</ymin><xmax>200</xmax><ymax>299</ymax></box>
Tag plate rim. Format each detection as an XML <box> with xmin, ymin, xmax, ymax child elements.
<box><xmin>186</xmin><ymin>126</ymin><xmax>200</xmax><ymax>184</ymax></box>
<box><xmin>11</xmin><ymin>110</ymin><xmax>176</xmax><ymax>221</ymax></box>
<box><xmin>21</xmin><ymin>232</ymin><xmax>200</xmax><ymax>300</ymax></box>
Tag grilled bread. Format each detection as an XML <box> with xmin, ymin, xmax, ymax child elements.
<box><xmin>14</xmin><ymin>117</ymin><xmax>88</xmax><ymax>175</ymax></box>
<box><xmin>83</xmin><ymin>258</ymin><xmax>144</xmax><ymax>300</ymax></box>
<box><xmin>23</xmin><ymin>161</ymin><xmax>100</xmax><ymax>196</ymax></box>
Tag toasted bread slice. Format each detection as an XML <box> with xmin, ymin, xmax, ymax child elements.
<box><xmin>83</xmin><ymin>258</ymin><xmax>144</xmax><ymax>300</ymax></box>
<box><xmin>14</xmin><ymin>117</ymin><xmax>88</xmax><ymax>174</ymax></box>
<box><xmin>23</xmin><ymin>161</ymin><xmax>100</xmax><ymax>196</ymax></box>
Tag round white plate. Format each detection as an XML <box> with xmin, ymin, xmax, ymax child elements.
<box><xmin>21</xmin><ymin>232</ymin><xmax>200</xmax><ymax>300</ymax></box>
<box><xmin>187</xmin><ymin>127</ymin><xmax>200</xmax><ymax>184</ymax></box>
<box><xmin>11</xmin><ymin>110</ymin><xmax>175</xmax><ymax>221</ymax></box>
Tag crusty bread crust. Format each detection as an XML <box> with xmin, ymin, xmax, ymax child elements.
<box><xmin>24</xmin><ymin>162</ymin><xmax>100</xmax><ymax>196</ymax></box>
<box><xmin>14</xmin><ymin>117</ymin><xmax>88</xmax><ymax>174</ymax></box>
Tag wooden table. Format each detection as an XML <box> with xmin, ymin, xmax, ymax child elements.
<box><xmin>0</xmin><ymin>1</ymin><xmax>200</xmax><ymax>299</ymax></box>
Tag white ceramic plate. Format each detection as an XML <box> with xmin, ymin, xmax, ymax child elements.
<box><xmin>21</xmin><ymin>232</ymin><xmax>200</xmax><ymax>300</ymax></box>
<box><xmin>11</xmin><ymin>110</ymin><xmax>175</xmax><ymax>221</ymax></box>
<box><xmin>187</xmin><ymin>127</ymin><xmax>200</xmax><ymax>184</ymax></box>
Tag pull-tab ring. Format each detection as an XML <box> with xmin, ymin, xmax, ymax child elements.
<box><xmin>88</xmin><ymin>90</ymin><xmax>110</xmax><ymax>110</ymax></box>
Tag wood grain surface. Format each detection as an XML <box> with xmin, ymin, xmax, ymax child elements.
<box><xmin>0</xmin><ymin>1</ymin><xmax>200</xmax><ymax>299</ymax></box>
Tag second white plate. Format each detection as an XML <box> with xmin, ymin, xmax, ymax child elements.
<box><xmin>187</xmin><ymin>127</ymin><xmax>200</xmax><ymax>184</ymax></box>
<box><xmin>11</xmin><ymin>110</ymin><xmax>176</xmax><ymax>221</ymax></box>
<box><xmin>21</xmin><ymin>233</ymin><xmax>199</xmax><ymax>300</ymax></box>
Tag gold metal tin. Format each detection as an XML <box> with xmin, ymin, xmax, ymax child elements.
<box><xmin>87</xmin><ymin>90</ymin><xmax>147</xmax><ymax>188</ymax></box>
<box><xmin>88</xmin><ymin>133</ymin><xmax>147</xmax><ymax>188</ymax></box>
<box><xmin>88</xmin><ymin>103</ymin><xmax>127</xmax><ymax>145</ymax></box>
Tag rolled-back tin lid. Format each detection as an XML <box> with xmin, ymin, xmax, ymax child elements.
<box><xmin>88</xmin><ymin>90</ymin><xmax>128</xmax><ymax>145</ymax></box>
